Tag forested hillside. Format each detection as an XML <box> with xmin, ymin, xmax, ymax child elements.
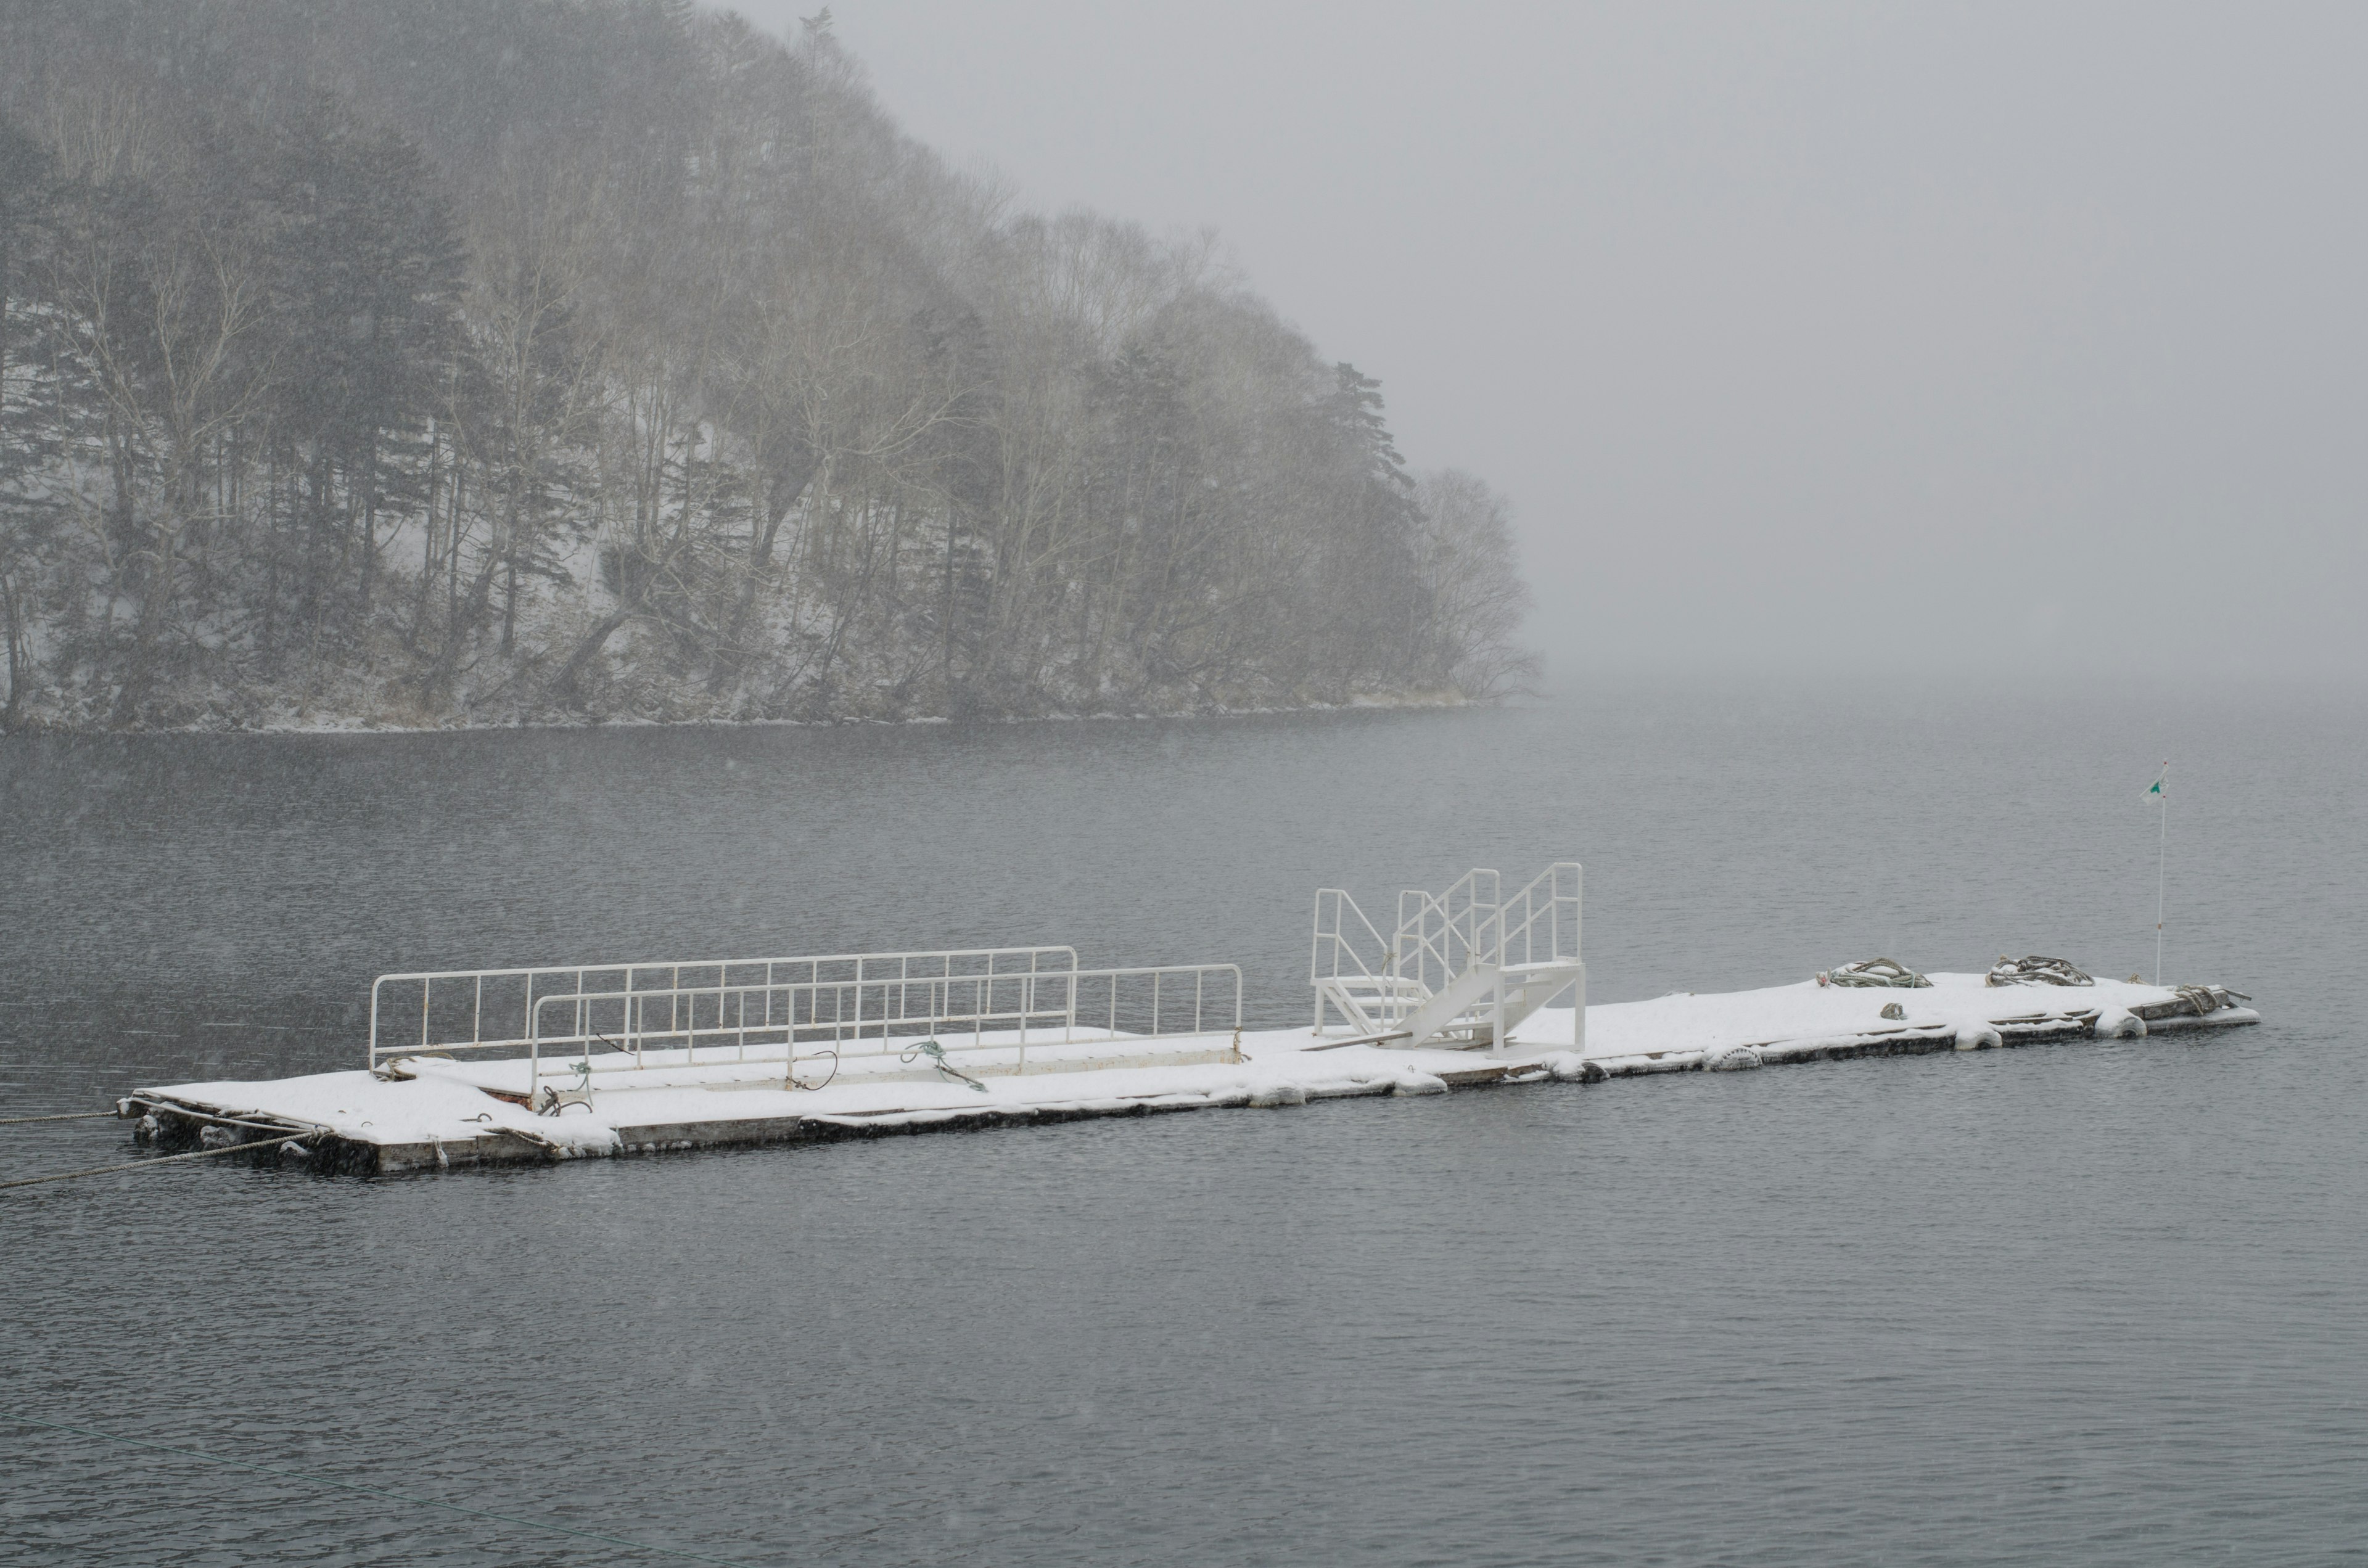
<box><xmin>0</xmin><ymin>0</ymin><xmax>1533</xmax><ymax>729</ymax></box>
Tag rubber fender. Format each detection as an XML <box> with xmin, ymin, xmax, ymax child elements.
<box><xmin>2095</xmin><ymin>1008</ymin><xmax>2147</xmax><ymax>1040</ymax></box>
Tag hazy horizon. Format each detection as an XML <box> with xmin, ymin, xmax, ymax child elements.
<box><xmin>750</xmin><ymin>1</ymin><xmax>2367</xmax><ymax>687</ymax></box>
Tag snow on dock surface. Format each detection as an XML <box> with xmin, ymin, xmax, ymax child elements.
<box><xmin>128</xmin><ymin>972</ymin><xmax>2258</xmax><ymax>1176</ymax></box>
<box><xmin>1573</xmin><ymin>971</ymin><xmax>2249</xmax><ymax>1064</ymax></box>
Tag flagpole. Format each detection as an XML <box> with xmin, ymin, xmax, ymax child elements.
<box><xmin>2154</xmin><ymin>758</ymin><xmax>2168</xmax><ymax>986</ymax></box>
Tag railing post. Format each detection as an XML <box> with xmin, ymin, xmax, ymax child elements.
<box><xmin>1311</xmin><ymin>892</ymin><xmax>1328</xmax><ymax>1030</ymax></box>
<box><xmin>366</xmin><ymin>979</ymin><xmax>382</xmax><ymax>1071</ymax></box>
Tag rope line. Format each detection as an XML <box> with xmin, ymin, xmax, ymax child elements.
<box><xmin>0</xmin><ymin>1412</ymin><xmax>760</xmax><ymax>1566</ymax></box>
<box><xmin>1815</xmin><ymin>958</ymin><xmax>1931</xmax><ymax>990</ymax></box>
<box><xmin>0</xmin><ymin>1111</ymin><xmax>118</xmax><ymax>1125</ymax></box>
<box><xmin>0</xmin><ymin>1132</ymin><xmax>311</xmax><ymax>1192</ymax></box>
<box><xmin>125</xmin><ymin>1101</ymin><xmax>333</xmax><ymax>1137</ymax></box>
<box><xmin>1986</xmin><ymin>954</ymin><xmax>2094</xmax><ymax>988</ymax></box>
<box><xmin>899</xmin><ymin>1038</ymin><xmax>989</xmax><ymax>1092</ymax></box>
<box><xmin>788</xmin><ymin>1046</ymin><xmax>839</xmax><ymax>1093</ymax></box>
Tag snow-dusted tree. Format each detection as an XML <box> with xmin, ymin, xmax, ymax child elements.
<box><xmin>1410</xmin><ymin>468</ymin><xmax>1537</xmax><ymax>697</ymax></box>
<box><xmin>0</xmin><ymin>0</ymin><xmax>1534</xmax><ymax>727</ymax></box>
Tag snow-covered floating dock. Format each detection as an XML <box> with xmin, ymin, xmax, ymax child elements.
<box><xmin>120</xmin><ymin>861</ymin><xmax>2258</xmax><ymax>1176</ymax></box>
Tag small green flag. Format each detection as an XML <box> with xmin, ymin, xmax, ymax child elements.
<box><xmin>2144</xmin><ymin>767</ymin><xmax>2166</xmax><ymax>802</ymax></box>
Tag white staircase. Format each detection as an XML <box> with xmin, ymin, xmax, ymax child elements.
<box><xmin>1311</xmin><ymin>861</ymin><xmax>1585</xmax><ymax>1054</ymax></box>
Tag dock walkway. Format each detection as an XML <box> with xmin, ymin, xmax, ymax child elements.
<box><xmin>125</xmin><ymin>972</ymin><xmax>2257</xmax><ymax>1176</ymax></box>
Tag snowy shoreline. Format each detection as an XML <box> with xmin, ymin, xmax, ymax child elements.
<box><xmin>1</xmin><ymin>689</ymin><xmax>1488</xmax><ymax>739</ymax></box>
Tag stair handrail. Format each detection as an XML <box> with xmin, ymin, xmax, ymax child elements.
<box><xmin>1394</xmin><ymin>868</ymin><xmax>1500</xmax><ymax>996</ymax></box>
<box><xmin>1309</xmin><ymin>860</ymin><xmax>1585</xmax><ymax>1053</ymax></box>
<box><xmin>1312</xmin><ymin>887</ymin><xmax>1407</xmax><ymax>1032</ymax></box>
<box><xmin>1478</xmin><ymin>861</ymin><xmax>1583</xmax><ymax>971</ymax></box>
<box><xmin>1311</xmin><ymin>888</ymin><xmax>1394</xmax><ymax>985</ymax></box>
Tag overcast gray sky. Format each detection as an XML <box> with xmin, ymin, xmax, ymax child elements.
<box><xmin>738</xmin><ymin>1</ymin><xmax>2364</xmax><ymax>685</ymax></box>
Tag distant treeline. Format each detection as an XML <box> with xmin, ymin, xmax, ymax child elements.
<box><xmin>0</xmin><ymin>0</ymin><xmax>1533</xmax><ymax>730</ymax></box>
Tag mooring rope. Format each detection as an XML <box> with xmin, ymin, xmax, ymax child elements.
<box><xmin>124</xmin><ymin>1101</ymin><xmax>331</xmax><ymax>1138</ymax></box>
<box><xmin>1816</xmin><ymin>958</ymin><xmax>1931</xmax><ymax>989</ymax></box>
<box><xmin>0</xmin><ymin>1412</ymin><xmax>758</xmax><ymax>1566</ymax></box>
<box><xmin>0</xmin><ymin>1111</ymin><xmax>118</xmax><ymax>1125</ymax></box>
<box><xmin>0</xmin><ymin>1131</ymin><xmax>313</xmax><ymax>1192</ymax></box>
<box><xmin>1986</xmin><ymin>954</ymin><xmax>2094</xmax><ymax>988</ymax></box>
<box><xmin>789</xmin><ymin>1047</ymin><xmax>840</xmax><ymax>1093</ymax></box>
<box><xmin>900</xmin><ymin>1038</ymin><xmax>989</xmax><ymax>1092</ymax></box>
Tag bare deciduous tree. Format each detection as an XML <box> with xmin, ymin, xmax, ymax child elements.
<box><xmin>0</xmin><ymin>0</ymin><xmax>1534</xmax><ymax>729</ymax></box>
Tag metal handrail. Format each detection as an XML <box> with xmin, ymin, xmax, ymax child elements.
<box><xmin>1477</xmin><ymin>861</ymin><xmax>1582</xmax><ymax>970</ymax></box>
<box><xmin>367</xmin><ymin>945</ymin><xmax>1078</xmax><ymax>1070</ymax></box>
<box><xmin>1311</xmin><ymin>888</ymin><xmax>1404</xmax><ymax>1031</ymax></box>
<box><xmin>1395</xmin><ymin>868</ymin><xmax>1500</xmax><ymax>998</ymax></box>
<box><xmin>1311</xmin><ymin>889</ymin><xmax>1392</xmax><ymax>981</ymax></box>
<box><xmin>1309</xmin><ymin>860</ymin><xmax>1584</xmax><ymax>1040</ymax></box>
<box><xmin>508</xmin><ymin>964</ymin><xmax>1244</xmax><ymax>1101</ymax></box>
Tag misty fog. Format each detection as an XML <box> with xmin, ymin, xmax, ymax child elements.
<box><xmin>794</xmin><ymin>1</ymin><xmax>2366</xmax><ymax>686</ymax></box>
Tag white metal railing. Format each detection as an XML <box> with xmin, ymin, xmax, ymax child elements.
<box><xmin>1311</xmin><ymin>887</ymin><xmax>1423</xmax><ymax>1033</ymax></box>
<box><xmin>1310</xmin><ymin>861</ymin><xmax>1584</xmax><ymax>1038</ymax></box>
<box><xmin>366</xmin><ymin>946</ymin><xmax>1077</xmax><ymax>1073</ymax></box>
<box><xmin>516</xmin><ymin>963</ymin><xmax>1242</xmax><ymax>1102</ymax></box>
<box><xmin>1396</xmin><ymin>868</ymin><xmax>1502</xmax><ymax>999</ymax></box>
<box><xmin>1312</xmin><ymin>888</ymin><xmax>1392</xmax><ymax>986</ymax></box>
<box><xmin>1482</xmin><ymin>861</ymin><xmax>1582</xmax><ymax>971</ymax></box>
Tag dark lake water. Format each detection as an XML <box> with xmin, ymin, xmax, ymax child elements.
<box><xmin>4</xmin><ymin>681</ymin><xmax>2365</xmax><ymax>1566</ymax></box>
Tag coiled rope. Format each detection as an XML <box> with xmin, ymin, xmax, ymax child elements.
<box><xmin>1816</xmin><ymin>959</ymin><xmax>1931</xmax><ymax>989</ymax></box>
<box><xmin>1986</xmin><ymin>955</ymin><xmax>2094</xmax><ymax>987</ymax></box>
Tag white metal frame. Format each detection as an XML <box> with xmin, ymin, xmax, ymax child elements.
<box><xmin>1311</xmin><ymin>861</ymin><xmax>1584</xmax><ymax>1051</ymax></box>
<box><xmin>1396</xmin><ymin>869</ymin><xmax>1503</xmax><ymax>999</ymax></box>
<box><xmin>367</xmin><ymin>946</ymin><xmax>1077</xmax><ymax>1074</ymax></box>
<box><xmin>520</xmin><ymin>963</ymin><xmax>1241</xmax><ymax>1101</ymax></box>
<box><xmin>1310</xmin><ymin>887</ymin><xmax>1426</xmax><ymax>1032</ymax></box>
